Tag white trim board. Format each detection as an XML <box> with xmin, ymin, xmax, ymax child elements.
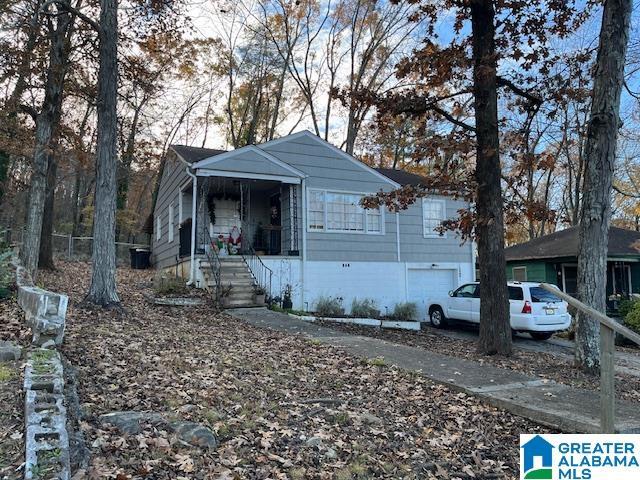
<box><xmin>193</xmin><ymin>169</ymin><xmax>302</xmax><ymax>184</ymax></box>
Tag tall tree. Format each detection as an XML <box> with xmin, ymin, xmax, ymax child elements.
<box><xmin>86</xmin><ymin>0</ymin><xmax>120</xmax><ymax>306</ymax></box>
<box><xmin>20</xmin><ymin>0</ymin><xmax>75</xmax><ymax>278</ymax></box>
<box><xmin>360</xmin><ymin>0</ymin><xmax>585</xmax><ymax>355</ymax></box>
<box><xmin>575</xmin><ymin>0</ymin><xmax>632</xmax><ymax>372</ymax></box>
<box><xmin>469</xmin><ymin>0</ymin><xmax>511</xmax><ymax>355</ymax></box>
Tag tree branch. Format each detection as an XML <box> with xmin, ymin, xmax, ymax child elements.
<box><xmin>432</xmin><ymin>106</ymin><xmax>476</xmax><ymax>132</ymax></box>
<box><xmin>497</xmin><ymin>76</ymin><xmax>542</xmax><ymax>105</ymax></box>
<box><xmin>613</xmin><ymin>184</ymin><xmax>640</xmax><ymax>198</ymax></box>
<box><xmin>40</xmin><ymin>0</ymin><xmax>101</xmax><ymax>34</ymax></box>
<box><xmin>19</xmin><ymin>104</ymin><xmax>38</xmax><ymax>121</ymax></box>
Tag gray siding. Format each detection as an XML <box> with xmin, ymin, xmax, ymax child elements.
<box><xmin>152</xmin><ymin>152</ymin><xmax>190</xmax><ymax>269</ymax></box>
<box><xmin>152</xmin><ymin>133</ymin><xmax>473</xmax><ymax>269</ymax></box>
<box><xmin>399</xmin><ymin>198</ymin><xmax>472</xmax><ymax>263</ymax></box>
<box><xmin>209</xmin><ymin>153</ymin><xmax>298</xmax><ymax>177</ymax></box>
<box><xmin>264</xmin><ymin>137</ymin><xmax>397</xmax><ymax>262</ymax></box>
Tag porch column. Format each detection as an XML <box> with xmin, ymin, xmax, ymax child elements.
<box><xmin>188</xmin><ymin>171</ymin><xmax>198</xmax><ymax>284</ymax></box>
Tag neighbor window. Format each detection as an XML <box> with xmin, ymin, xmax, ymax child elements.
<box><xmin>422</xmin><ymin>199</ymin><xmax>446</xmax><ymax>238</ymax></box>
<box><xmin>156</xmin><ymin>215</ymin><xmax>161</xmax><ymax>241</ymax></box>
<box><xmin>168</xmin><ymin>205</ymin><xmax>174</xmax><ymax>242</ymax></box>
<box><xmin>512</xmin><ymin>266</ymin><xmax>527</xmax><ymax>282</ymax></box>
<box><xmin>307</xmin><ymin>189</ymin><xmax>383</xmax><ymax>234</ymax></box>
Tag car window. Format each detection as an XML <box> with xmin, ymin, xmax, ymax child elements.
<box><xmin>454</xmin><ymin>284</ymin><xmax>477</xmax><ymax>298</ymax></box>
<box><xmin>530</xmin><ymin>287</ymin><xmax>561</xmax><ymax>303</ymax></box>
<box><xmin>508</xmin><ymin>286</ymin><xmax>524</xmax><ymax>301</ymax></box>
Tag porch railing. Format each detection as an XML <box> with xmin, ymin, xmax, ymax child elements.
<box><xmin>241</xmin><ymin>244</ymin><xmax>273</xmax><ymax>299</ymax></box>
<box><xmin>202</xmin><ymin>224</ymin><xmax>222</xmax><ymax>305</ymax></box>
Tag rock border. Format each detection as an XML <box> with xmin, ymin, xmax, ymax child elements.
<box><xmin>288</xmin><ymin>312</ymin><xmax>421</xmax><ymax>331</ymax></box>
<box><xmin>11</xmin><ymin>255</ymin><xmax>73</xmax><ymax>480</ymax></box>
<box><xmin>23</xmin><ymin>349</ymin><xmax>71</xmax><ymax>480</ymax></box>
<box><xmin>12</xmin><ymin>258</ymin><xmax>68</xmax><ymax>347</ymax></box>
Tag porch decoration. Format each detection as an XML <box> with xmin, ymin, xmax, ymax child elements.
<box><xmin>253</xmin><ymin>284</ymin><xmax>266</xmax><ymax>305</ymax></box>
<box><xmin>229</xmin><ymin>226</ymin><xmax>242</xmax><ymax>255</ymax></box>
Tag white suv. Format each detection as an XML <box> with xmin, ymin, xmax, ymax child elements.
<box><xmin>427</xmin><ymin>281</ymin><xmax>572</xmax><ymax>340</ymax></box>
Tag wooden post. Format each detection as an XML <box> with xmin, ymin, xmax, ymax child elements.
<box><xmin>537</xmin><ymin>283</ymin><xmax>640</xmax><ymax>434</ymax></box>
<box><xmin>601</xmin><ymin>324</ymin><xmax>615</xmax><ymax>433</ymax></box>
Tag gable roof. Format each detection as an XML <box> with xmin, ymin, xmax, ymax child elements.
<box><xmin>505</xmin><ymin>226</ymin><xmax>640</xmax><ymax>261</ymax></box>
<box><xmin>374</xmin><ymin>168</ymin><xmax>427</xmax><ymax>186</ymax></box>
<box><xmin>171</xmin><ymin>145</ymin><xmax>226</xmax><ymax>164</ymax></box>
<box><xmin>191</xmin><ymin>144</ymin><xmax>306</xmax><ymax>178</ymax></box>
<box><xmin>260</xmin><ymin>131</ymin><xmax>401</xmax><ymax>188</ymax></box>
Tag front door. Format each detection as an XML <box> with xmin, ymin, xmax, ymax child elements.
<box><xmin>268</xmin><ymin>193</ymin><xmax>281</xmax><ymax>255</ymax></box>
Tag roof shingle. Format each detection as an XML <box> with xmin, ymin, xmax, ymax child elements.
<box><xmin>504</xmin><ymin>226</ymin><xmax>640</xmax><ymax>261</ymax></box>
<box><xmin>171</xmin><ymin>145</ymin><xmax>226</xmax><ymax>164</ymax></box>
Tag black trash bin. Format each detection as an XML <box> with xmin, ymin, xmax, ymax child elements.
<box><xmin>129</xmin><ymin>248</ymin><xmax>151</xmax><ymax>269</ymax></box>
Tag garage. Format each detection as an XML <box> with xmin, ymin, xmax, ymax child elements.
<box><xmin>407</xmin><ymin>268</ymin><xmax>457</xmax><ymax>321</ymax></box>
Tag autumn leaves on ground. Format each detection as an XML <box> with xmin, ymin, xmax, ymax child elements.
<box><xmin>32</xmin><ymin>262</ymin><xmax>545</xmax><ymax>479</ymax></box>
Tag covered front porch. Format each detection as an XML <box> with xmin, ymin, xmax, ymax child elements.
<box><xmin>177</xmin><ymin>176</ymin><xmax>301</xmax><ymax>260</ymax></box>
<box><xmin>177</xmin><ymin>144</ymin><xmax>306</xmax><ymax>263</ymax></box>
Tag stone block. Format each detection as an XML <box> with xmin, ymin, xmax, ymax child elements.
<box><xmin>0</xmin><ymin>341</ymin><xmax>22</xmax><ymax>361</ymax></box>
<box><xmin>17</xmin><ymin>286</ymin><xmax>68</xmax><ymax>347</ymax></box>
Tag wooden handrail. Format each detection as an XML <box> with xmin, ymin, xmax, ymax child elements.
<box><xmin>539</xmin><ymin>283</ymin><xmax>640</xmax><ymax>345</ymax></box>
<box><xmin>539</xmin><ymin>283</ymin><xmax>640</xmax><ymax>433</ymax></box>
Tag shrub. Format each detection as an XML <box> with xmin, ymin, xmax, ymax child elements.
<box><xmin>390</xmin><ymin>302</ymin><xmax>417</xmax><ymax>321</ymax></box>
<box><xmin>153</xmin><ymin>273</ymin><xmax>188</xmax><ymax>295</ymax></box>
<box><xmin>619</xmin><ymin>298</ymin><xmax>639</xmax><ymax>320</ymax></box>
<box><xmin>315</xmin><ymin>296</ymin><xmax>344</xmax><ymax>317</ymax></box>
<box><xmin>351</xmin><ymin>298</ymin><xmax>380</xmax><ymax>318</ymax></box>
<box><xmin>624</xmin><ymin>301</ymin><xmax>640</xmax><ymax>334</ymax></box>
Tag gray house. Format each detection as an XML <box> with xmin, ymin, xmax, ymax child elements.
<box><xmin>152</xmin><ymin>130</ymin><xmax>474</xmax><ymax>317</ymax></box>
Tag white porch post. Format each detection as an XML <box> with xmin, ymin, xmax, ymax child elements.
<box><xmin>301</xmin><ymin>179</ymin><xmax>307</xmax><ymax>310</ymax></box>
<box><xmin>186</xmin><ymin>168</ymin><xmax>198</xmax><ymax>285</ymax></box>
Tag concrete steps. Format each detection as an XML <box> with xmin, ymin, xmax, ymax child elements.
<box><xmin>198</xmin><ymin>257</ymin><xmax>262</xmax><ymax>308</ymax></box>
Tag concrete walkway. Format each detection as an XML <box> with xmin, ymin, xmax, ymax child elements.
<box><xmin>229</xmin><ymin>307</ymin><xmax>640</xmax><ymax>434</ymax></box>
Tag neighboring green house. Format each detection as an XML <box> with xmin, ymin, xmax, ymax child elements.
<box><xmin>505</xmin><ymin>226</ymin><xmax>640</xmax><ymax>312</ymax></box>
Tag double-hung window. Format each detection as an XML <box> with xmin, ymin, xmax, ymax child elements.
<box><xmin>423</xmin><ymin>199</ymin><xmax>446</xmax><ymax>238</ymax></box>
<box><xmin>156</xmin><ymin>215</ymin><xmax>162</xmax><ymax>241</ymax></box>
<box><xmin>307</xmin><ymin>189</ymin><xmax>383</xmax><ymax>234</ymax></box>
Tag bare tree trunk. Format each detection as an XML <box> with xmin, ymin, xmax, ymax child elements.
<box><xmin>575</xmin><ymin>0</ymin><xmax>631</xmax><ymax>373</ymax></box>
<box><xmin>38</xmin><ymin>153</ymin><xmax>57</xmax><ymax>269</ymax></box>
<box><xmin>470</xmin><ymin>0</ymin><xmax>511</xmax><ymax>356</ymax></box>
<box><xmin>20</xmin><ymin>2</ymin><xmax>73</xmax><ymax>278</ymax></box>
<box><xmin>86</xmin><ymin>0</ymin><xmax>120</xmax><ymax>307</ymax></box>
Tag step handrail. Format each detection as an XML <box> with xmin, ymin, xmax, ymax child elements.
<box><xmin>202</xmin><ymin>225</ymin><xmax>222</xmax><ymax>305</ymax></box>
<box><xmin>539</xmin><ymin>283</ymin><xmax>640</xmax><ymax>433</ymax></box>
<box><xmin>240</xmin><ymin>243</ymin><xmax>273</xmax><ymax>298</ymax></box>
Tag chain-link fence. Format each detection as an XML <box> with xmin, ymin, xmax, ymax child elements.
<box><xmin>1</xmin><ymin>228</ymin><xmax>150</xmax><ymax>265</ymax></box>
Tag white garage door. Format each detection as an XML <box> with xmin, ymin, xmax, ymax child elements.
<box><xmin>407</xmin><ymin>269</ymin><xmax>456</xmax><ymax>321</ymax></box>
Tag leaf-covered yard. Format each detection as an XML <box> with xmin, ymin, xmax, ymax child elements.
<box><xmin>318</xmin><ymin>320</ymin><xmax>640</xmax><ymax>403</ymax></box>
<box><xmin>42</xmin><ymin>262</ymin><xmax>548</xmax><ymax>479</ymax></box>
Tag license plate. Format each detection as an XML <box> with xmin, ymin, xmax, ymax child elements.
<box><xmin>545</xmin><ymin>308</ymin><xmax>555</xmax><ymax>315</ymax></box>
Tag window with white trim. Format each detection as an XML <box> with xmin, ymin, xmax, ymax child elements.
<box><xmin>156</xmin><ymin>215</ymin><xmax>161</xmax><ymax>241</ymax></box>
<box><xmin>423</xmin><ymin>199</ymin><xmax>446</xmax><ymax>238</ymax></box>
<box><xmin>307</xmin><ymin>189</ymin><xmax>383</xmax><ymax>234</ymax></box>
<box><xmin>168</xmin><ymin>205</ymin><xmax>174</xmax><ymax>242</ymax></box>
<box><xmin>308</xmin><ymin>190</ymin><xmax>325</xmax><ymax>231</ymax></box>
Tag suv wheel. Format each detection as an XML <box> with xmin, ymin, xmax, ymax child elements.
<box><xmin>429</xmin><ymin>306</ymin><xmax>447</xmax><ymax>329</ymax></box>
<box><xmin>530</xmin><ymin>332</ymin><xmax>553</xmax><ymax>341</ymax></box>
